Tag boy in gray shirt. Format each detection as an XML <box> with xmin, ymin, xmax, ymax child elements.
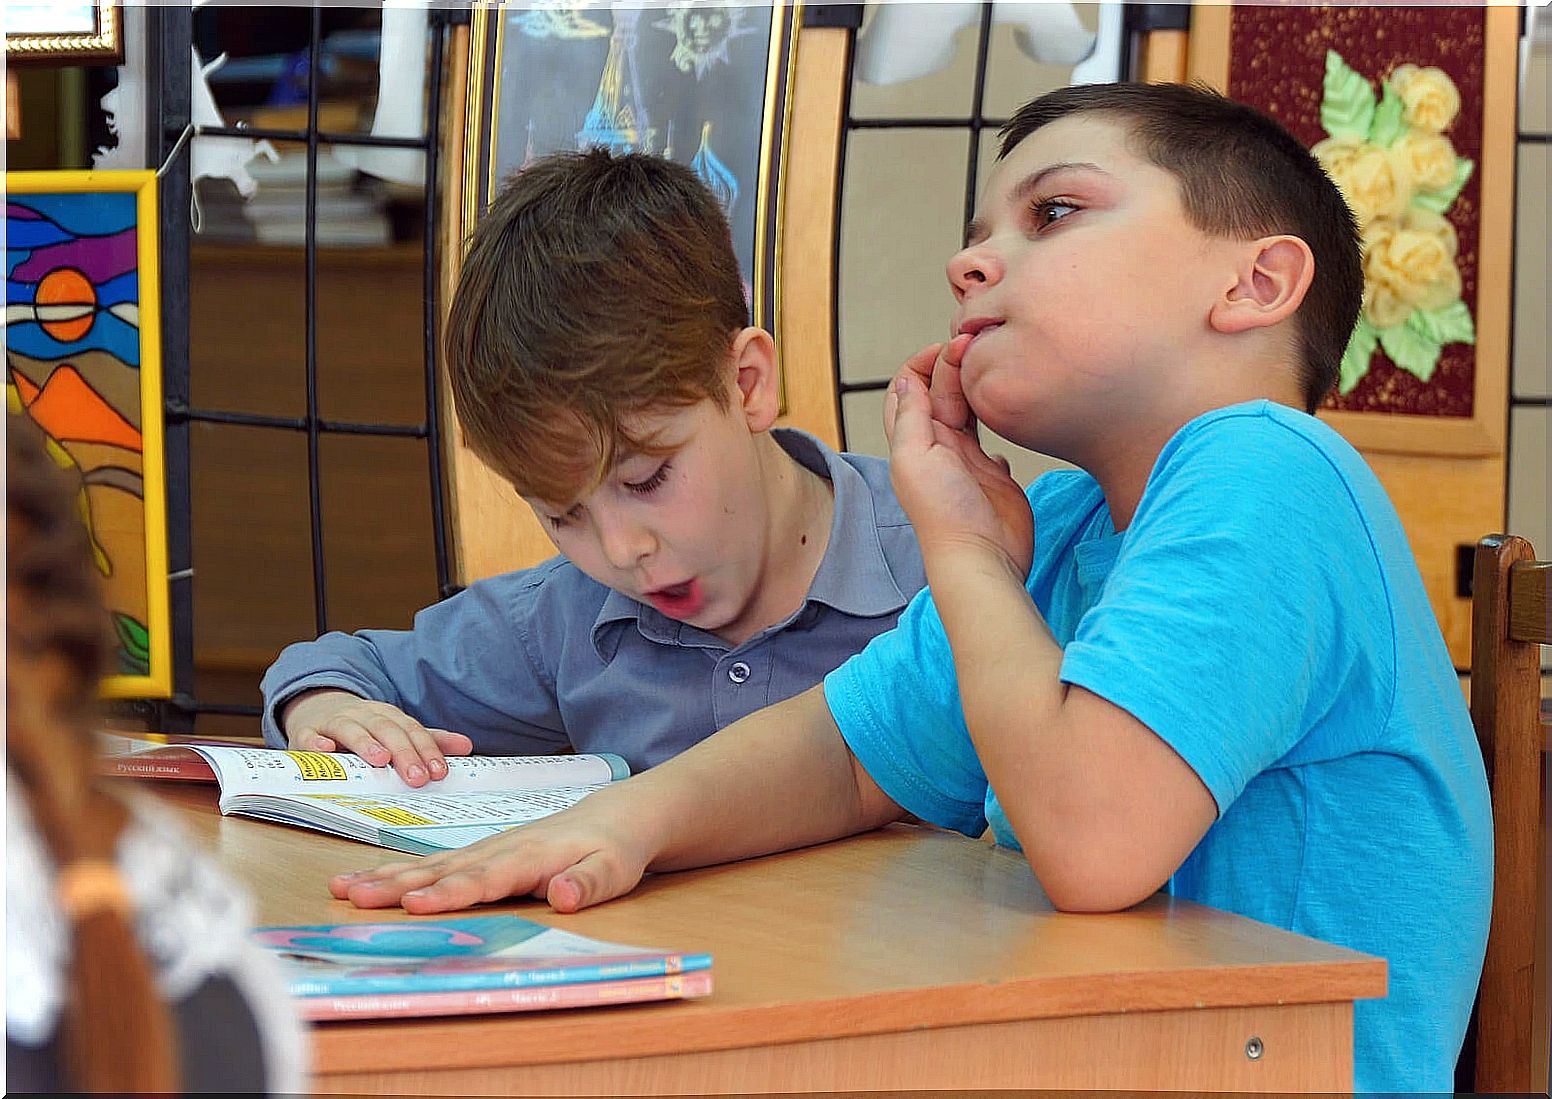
<box><xmin>261</xmin><ymin>150</ymin><xmax>924</xmax><ymax>783</ymax></box>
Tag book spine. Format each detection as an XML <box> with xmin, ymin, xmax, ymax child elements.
<box><xmin>100</xmin><ymin>756</ymin><xmax>217</xmax><ymax>782</ymax></box>
<box><xmin>300</xmin><ymin>970</ymin><xmax>713</xmax><ymax>1021</ymax></box>
<box><xmin>289</xmin><ymin>953</ymin><xmax>712</xmax><ymax>998</ymax></box>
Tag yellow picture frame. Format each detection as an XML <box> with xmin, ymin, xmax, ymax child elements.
<box><xmin>6</xmin><ymin>169</ymin><xmax>172</xmax><ymax>698</ymax></box>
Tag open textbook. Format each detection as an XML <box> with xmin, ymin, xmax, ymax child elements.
<box><xmin>252</xmin><ymin>913</ymin><xmax>712</xmax><ymax>1021</ymax></box>
<box><xmin>101</xmin><ymin>736</ymin><xmax>629</xmax><ymax>855</ymax></box>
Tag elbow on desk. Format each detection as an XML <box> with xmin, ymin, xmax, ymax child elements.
<box><xmin>1020</xmin><ymin>835</ymin><xmax>1175</xmax><ymax>914</ymax></box>
<box><xmin>1038</xmin><ymin>869</ymin><xmax>1163</xmax><ymax>913</ymax></box>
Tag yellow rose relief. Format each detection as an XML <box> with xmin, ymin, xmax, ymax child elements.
<box><xmin>1316</xmin><ymin>49</ymin><xmax>1476</xmax><ymax>395</ymax></box>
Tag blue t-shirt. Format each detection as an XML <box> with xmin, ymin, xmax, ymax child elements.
<box><xmin>825</xmin><ymin>401</ymin><xmax>1491</xmax><ymax>1092</ymax></box>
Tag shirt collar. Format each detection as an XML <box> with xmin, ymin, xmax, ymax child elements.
<box><xmin>591</xmin><ymin>428</ymin><xmax>909</xmax><ymax>654</ymax></box>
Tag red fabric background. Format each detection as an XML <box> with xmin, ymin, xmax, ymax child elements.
<box><xmin>1227</xmin><ymin>3</ymin><xmax>1485</xmax><ymax>416</ymax></box>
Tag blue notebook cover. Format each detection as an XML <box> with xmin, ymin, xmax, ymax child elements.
<box><xmin>253</xmin><ymin>914</ymin><xmax>711</xmax><ymax>998</ymax></box>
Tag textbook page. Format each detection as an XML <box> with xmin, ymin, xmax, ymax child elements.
<box><xmin>236</xmin><ymin>784</ymin><xmax>612</xmax><ymax>854</ymax></box>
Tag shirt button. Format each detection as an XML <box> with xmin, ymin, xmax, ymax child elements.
<box><xmin>727</xmin><ymin>661</ymin><xmax>751</xmax><ymax>684</ymax></box>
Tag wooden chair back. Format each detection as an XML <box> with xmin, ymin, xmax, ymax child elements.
<box><xmin>1464</xmin><ymin>533</ymin><xmax>1550</xmax><ymax>1092</ymax></box>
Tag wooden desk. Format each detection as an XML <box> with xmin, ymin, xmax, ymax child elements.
<box><xmin>156</xmin><ymin>784</ymin><xmax>1385</xmax><ymax>1095</ymax></box>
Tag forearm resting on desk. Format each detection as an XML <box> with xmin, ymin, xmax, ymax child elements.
<box><xmin>331</xmin><ymin>685</ymin><xmax>906</xmax><ymax>913</ymax></box>
<box><xmin>926</xmin><ymin>544</ymin><xmax>1215</xmax><ymax>913</ymax></box>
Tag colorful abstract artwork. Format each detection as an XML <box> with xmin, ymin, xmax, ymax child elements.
<box><xmin>462</xmin><ymin>2</ymin><xmax>797</xmax><ymax>336</ymax></box>
<box><xmin>6</xmin><ymin>170</ymin><xmax>170</xmax><ymax>697</ymax></box>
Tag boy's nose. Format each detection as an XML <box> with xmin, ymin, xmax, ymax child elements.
<box><xmin>595</xmin><ymin>515</ymin><xmax>654</xmax><ymax>571</ymax></box>
<box><xmin>947</xmin><ymin>245</ymin><xmax>999</xmax><ymax>298</ymax></box>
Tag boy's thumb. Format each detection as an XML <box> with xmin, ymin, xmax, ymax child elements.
<box><xmin>546</xmin><ymin>850</ymin><xmax>639</xmax><ymax>913</ymax></box>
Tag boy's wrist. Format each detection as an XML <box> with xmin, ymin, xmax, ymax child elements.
<box><xmin>922</xmin><ymin>536</ymin><xmax>1026</xmax><ymax>590</ymax></box>
<box><xmin>578</xmin><ymin>779</ymin><xmax>672</xmax><ymax>872</ymax></box>
<box><xmin>279</xmin><ymin>687</ymin><xmax>362</xmax><ymax>734</ymax></box>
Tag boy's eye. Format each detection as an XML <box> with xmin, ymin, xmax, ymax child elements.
<box><xmin>1029</xmin><ymin>199</ymin><xmax>1078</xmax><ymax>229</ymax></box>
<box><xmin>545</xmin><ymin>506</ymin><xmax>582</xmax><ymax>531</ymax></box>
<box><xmin>623</xmin><ymin>461</ymin><xmax>672</xmax><ymax>495</ymax></box>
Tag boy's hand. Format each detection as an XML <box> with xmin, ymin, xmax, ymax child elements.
<box><xmin>884</xmin><ymin>336</ymin><xmax>1034</xmax><ymax>579</ymax></box>
<box><xmin>280</xmin><ymin>688</ymin><xmax>474</xmax><ymax>788</ymax></box>
<box><xmin>329</xmin><ymin>796</ymin><xmax>650</xmax><ymax>914</ymax></box>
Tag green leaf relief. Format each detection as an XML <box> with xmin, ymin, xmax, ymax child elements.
<box><xmin>1379</xmin><ymin>320</ymin><xmax>1444</xmax><ymax>382</ymax></box>
<box><xmin>112</xmin><ymin>612</ymin><xmax>151</xmax><ymax>662</ymax></box>
<box><xmin>1409</xmin><ymin>300</ymin><xmax>1476</xmax><ymax>348</ymax></box>
<box><xmin>1368</xmin><ymin>84</ymin><xmax>1407</xmax><ymax>147</ymax></box>
<box><xmin>1321</xmin><ymin>50</ymin><xmax>1376</xmax><ymax>140</ymax></box>
<box><xmin>1338</xmin><ymin>318</ymin><xmax>1379</xmax><ymax>395</ymax></box>
<box><xmin>1412</xmin><ymin>158</ymin><xmax>1474</xmax><ymax>214</ymax></box>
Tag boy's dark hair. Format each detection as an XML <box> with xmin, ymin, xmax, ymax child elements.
<box><xmin>1000</xmin><ymin>83</ymin><xmax>1363</xmax><ymax>413</ymax></box>
<box><xmin>446</xmin><ymin>149</ymin><xmax>748</xmax><ymax>503</ymax></box>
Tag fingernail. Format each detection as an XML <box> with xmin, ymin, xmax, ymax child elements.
<box><xmin>430</xmin><ymin>758</ymin><xmax>447</xmax><ymax>776</ymax></box>
<box><xmin>895</xmin><ymin>375</ymin><xmax>908</xmax><ymax>395</ymax></box>
<box><xmin>407</xmin><ymin>765</ymin><xmax>427</xmax><ymax>783</ymax></box>
<box><xmin>403</xmin><ymin>889</ymin><xmax>425</xmax><ymax>898</ymax></box>
<box><xmin>334</xmin><ymin>871</ymin><xmax>361</xmax><ymax>881</ymax></box>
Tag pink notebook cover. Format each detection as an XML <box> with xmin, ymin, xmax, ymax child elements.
<box><xmin>303</xmin><ymin>968</ymin><xmax>714</xmax><ymax>1021</ymax></box>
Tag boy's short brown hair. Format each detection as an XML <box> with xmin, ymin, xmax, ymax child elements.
<box><xmin>1000</xmin><ymin>83</ymin><xmax>1363</xmax><ymax>413</ymax></box>
<box><xmin>445</xmin><ymin>149</ymin><xmax>749</xmax><ymax>503</ymax></box>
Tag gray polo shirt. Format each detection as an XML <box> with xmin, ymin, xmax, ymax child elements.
<box><xmin>260</xmin><ymin>429</ymin><xmax>926</xmax><ymax>773</ymax></box>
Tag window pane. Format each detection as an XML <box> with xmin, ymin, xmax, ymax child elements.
<box><xmin>318</xmin><ymin>433</ymin><xmax>440</xmax><ymax>635</ymax></box>
<box><xmin>839</xmin><ymin>128</ymin><xmax>970</xmax><ymax>386</ymax></box>
<box><xmin>1514</xmin><ymin>145</ymin><xmax>1549</xmax><ymax>400</ymax></box>
<box><xmin>190</xmin><ymin>421</ymin><xmax>316</xmax><ymax>673</ymax></box>
<box><xmin>981</xmin><ymin>2</ymin><xmax>1102</xmax><ymax>121</ymax></box>
<box><xmin>849</xmin><ymin>2</ymin><xmax>978</xmax><ymax>120</ymax></box>
<box><xmin>194</xmin><ymin>7</ymin><xmax>426</xmax><ymax>142</ymax></box>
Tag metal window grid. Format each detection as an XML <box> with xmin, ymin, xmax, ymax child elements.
<box><xmin>133</xmin><ymin>7</ymin><xmax>461</xmax><ymax>732</ymax></box>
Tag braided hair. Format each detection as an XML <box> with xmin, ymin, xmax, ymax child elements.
<box><xmin>7</xmin><ymin>413</ymin><xmax>178</xmax><ymax>1091</ymax></box>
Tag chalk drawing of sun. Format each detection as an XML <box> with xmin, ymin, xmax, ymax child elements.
<box><xmin>34</xmin><ymin>267</ymin><xmax>98</xmax><ymax>343</ymax></box>
<box><xmin>653</xmin><ymin>5</ymin><xmax>758</xmax><ymax>80</ymax></box>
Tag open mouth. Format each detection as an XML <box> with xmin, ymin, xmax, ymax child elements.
<box><xmin>645</xmin><ymin>579</ymin><xmax>706</xmax><ymax>620</ymax></box>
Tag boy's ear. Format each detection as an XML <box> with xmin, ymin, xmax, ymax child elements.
<box><xmin>730</xmin><ymin>326</ymin><xmax>780</xmax><ymax>432</ymax></box>
<box><xmin>1210</xmin><ymin>235</ymin><xmax>1315</xmax><ymax>335</ymax></box>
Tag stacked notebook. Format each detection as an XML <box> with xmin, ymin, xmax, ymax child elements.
<box><xmin>252</xmin><ymin>914</ymin><xmax>712</xmax><ymax>1021</ymax></box>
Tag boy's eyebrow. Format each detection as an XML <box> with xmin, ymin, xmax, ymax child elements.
<box><xmin>965</xmin><ymin>160</ymin><xmax>1109</xmax><ymax>242</ymax></box>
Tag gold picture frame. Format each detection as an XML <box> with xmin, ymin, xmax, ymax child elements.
<box><xmin>6</xmin><ymin>170</ymin><xmax>172</xmax><ymax>699</ymax></box>
<box><xmin>1187</xmin><ymin>3</ymin><xmax>1517</xmax><ymax>459</ymax></box>
<box><xmin>5</xmin><ymin>1</ymin><xmax>124</xmax><ymax>65</ymax></box>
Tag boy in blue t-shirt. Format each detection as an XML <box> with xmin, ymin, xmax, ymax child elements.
<box><xmin>328</xmin><ymin>84</ymin><xmax>1492</xmax><ymax>1092</ymax></box>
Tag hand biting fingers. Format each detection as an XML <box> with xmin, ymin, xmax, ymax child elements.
<box><xmin>885</xmin><ymin>370</ymin><xmax>936</xmax><ymax>454</ymax></box>
<box><xmin>930</xmin><ymin>333</ymin><xmax>976</xmax><ymax>433</ymax></box>
<box><xmin>883</xmin><ymin>343</ymin><xmax>944</xmax><ymax>433</ymax></box>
